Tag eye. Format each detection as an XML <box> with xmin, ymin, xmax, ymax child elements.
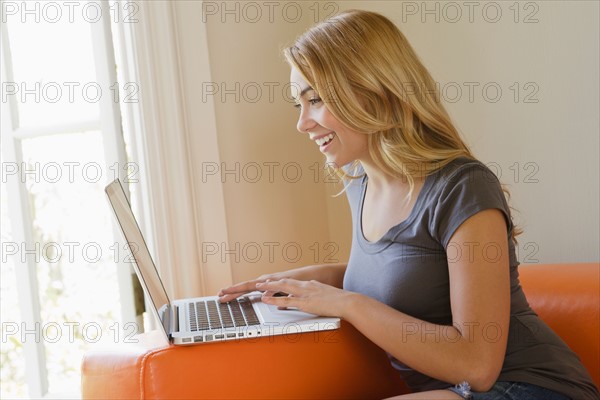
<box><xmin>293</xmin><ymin>103</ymin><xmax>302</xmax><ymax>109</ymax></box>
<box><xmin>308</xmin><ymin>97</ymin><xmax>322</xmax><ymax>105</ymax></box>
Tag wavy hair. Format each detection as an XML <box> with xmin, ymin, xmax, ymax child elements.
<box><xmin>284</xmin><ymin>9</ymin><xmax>522</xmax><ymax>239</ymax></box>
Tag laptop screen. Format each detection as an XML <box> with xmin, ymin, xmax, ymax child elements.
<box><xmin>105</xmin><ymin>179</ymin><xmax>171</xmax><ymax>335</ymax></box>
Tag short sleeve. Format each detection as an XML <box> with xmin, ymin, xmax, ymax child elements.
<box><xmin>432</xmin><ymin>162</ymin><xmax>513</xmax><ymax>248</ymax></box>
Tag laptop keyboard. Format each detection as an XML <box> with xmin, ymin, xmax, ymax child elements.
<box><xmin>188</xmin><ymin>298</ymin><xmax>260</xmax><ymax>331</ymax></box>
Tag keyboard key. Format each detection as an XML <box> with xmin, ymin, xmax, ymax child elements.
<box><xmin>195</xmin><ymin>301</ymin><xmax>209</xmax><ymax>330</ymax></box>
<box><xmin>218</xmin><ymin>302</ymin><xmax>235</xmax><ymax>328</ymax></box>
<box><xmin>239</xmin><ymin>298</ymin><xmax>260</xmax><ymax>326</ymax></box>
<box><xmin>207</xmin><ymin>301</ymin><xmax>222</xmax><ymax>329</ymax></box>
<box><xmin>229</xmin><ymin>301</ymin><xmax>247</xmax><ymax>327</ymax></box>
<box><xmin>188</xmin><ymin>303</ymin><xmax>197</xmax><ymax>331</ymax></box>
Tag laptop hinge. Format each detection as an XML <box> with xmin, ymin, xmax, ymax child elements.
<box><xmin>159</xmin><ymin>304</ymin><xmax>172</xmax><ymax>337</ymax></box>
<box><xmin>172</xmin><ymin>305</ymin><xmax>180</xmax><ymax>334</ymax></box>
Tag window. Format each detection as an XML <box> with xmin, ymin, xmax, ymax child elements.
<box><xmin>1</xmin><ymin>1</ymin><xmax>139</xmax><ymax>397</ymax></box>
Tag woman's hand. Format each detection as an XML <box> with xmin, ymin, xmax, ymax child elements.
<box><xmin>217</xmin><ymin>263</ymin><xmax>348</xmax><ymax>303</ymax></box>
<box><xmin>257</xmin><ymin>278</ymin><xmax>357</xmax><ymax>318</ymax></box>
<box><xmin>217</xmin><ymin>271</ymin><xmax>291</xmax><ymax>303</ymax></box>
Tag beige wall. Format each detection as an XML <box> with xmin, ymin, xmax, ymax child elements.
<box><xmin>173</xmin><ymin>0</ymin><xmax>598</xmax><ymax>288</ymax></box>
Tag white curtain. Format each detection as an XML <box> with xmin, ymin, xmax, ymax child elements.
<box><xmin>115</xmin><ymin>0</ymin><xmax>233</xmax><ymax>299</ymax></box>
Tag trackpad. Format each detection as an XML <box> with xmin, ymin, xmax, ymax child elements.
<box><xmin>248</xmin><ymin>294</ymin><xmax>323</xmax><ymax>324</ymax></box>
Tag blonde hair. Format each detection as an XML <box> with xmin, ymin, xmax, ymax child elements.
<box><xmin>284</xmin><ymin>10</ymin><xmax>474</xmax><ymax>191</ymax></box>
<box><xmin>284</xmin><ymin>9</ymin><xmax>522</xmax><ymax>239</ymax></box>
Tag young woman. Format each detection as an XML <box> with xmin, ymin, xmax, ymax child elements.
<box><xmin>218</xmin><ymin>10</ymin><xmax>599</xmax><ymax>400</ymax></box>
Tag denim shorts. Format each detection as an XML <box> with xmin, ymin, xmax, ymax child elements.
<box><xmin>446</xmin><ymin>381</ymin><xmax>570</xmax><ymax>400</ymax></box>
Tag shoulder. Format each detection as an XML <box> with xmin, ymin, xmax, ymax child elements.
<box><xmin>431</xmin><ymin>157</ymin><xmax>500</xmax><ymax>189</ymax></box>
<box><xmin>427</xmin><ymin>157</ymin><xmax>506</xmax><ymax>207</ymax></box>
<box><xmin>426</xmin><ymin>157</ymin><xmax>513</xmax><ymax>247</ymax></box>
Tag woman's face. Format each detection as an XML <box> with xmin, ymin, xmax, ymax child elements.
<box><xmin>290</xmin><ymin>68</ymin><xmax>369</xmax><ymax>168</ymax></box>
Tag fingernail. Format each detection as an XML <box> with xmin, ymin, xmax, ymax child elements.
<box><xmin>256</xmin><ymin>282</ymin><xmax>263</xmax><ymax>288</ymax></box>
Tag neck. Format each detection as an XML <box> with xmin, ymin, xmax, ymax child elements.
<box><xmin>358</xmin><ymin>159</ymin><xmax>415</xmax><ymax>192</ymax></box>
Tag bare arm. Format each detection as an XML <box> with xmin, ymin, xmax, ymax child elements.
<box><xmin>258</xmin><ymin>209</ymin><xmax>510</xmax><ymax>391</ymax></box>
<box><xmin>217</xmin><ymin>263</ymin><xmax>347</xmax><ymax>302</ymax></box>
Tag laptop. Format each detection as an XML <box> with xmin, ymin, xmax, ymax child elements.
<box><xmin>105</xmin><ymin>179</ymin><xmax>340</xmax><ymax>345</ymax></box>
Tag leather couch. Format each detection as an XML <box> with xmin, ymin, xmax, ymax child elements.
<box><xmin>81</xmin><ymin>263</ymin><xmax>599</xmax><ymax>399</ymax></box>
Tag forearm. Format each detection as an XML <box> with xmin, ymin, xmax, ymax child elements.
<box><xmin>285</xmin><ymin>263</ymin><xmax>347</xmax><ymax>288</ymax></box>
<box><xmin>341</xmin><ymin>293</ymin><xmax>505</xmax><ymax>391</ymax></box>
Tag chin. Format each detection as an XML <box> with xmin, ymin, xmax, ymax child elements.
<box><xmin>323</xmin><ymin>157</ymin><xmax>349</xmax><ymax>171</ymax></box>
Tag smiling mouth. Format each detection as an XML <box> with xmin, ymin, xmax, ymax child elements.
<box><xmin>315</xmin><ymin>133</ymin><xmax>335</xmax><ymax>147</ymax></box>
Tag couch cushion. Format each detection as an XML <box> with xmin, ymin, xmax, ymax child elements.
<box><xmin>518</xmin><ymin>263</ymin><xmax>599</xmax><ymax>388</ymax></box>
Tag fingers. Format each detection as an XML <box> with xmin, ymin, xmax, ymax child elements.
<box><xmin>217</xmin><ymin>276</ymin><xmax>286</xmax><ymax>303</ymax></box>
<box><xmin>255</xmin><ymin>278</ymin><xmax>301</xmax><ymax>296</ymax></box>
<box><xmin>218</xmin><ymin>277</ymin><xmax>309</xmax><ymax>304</ymax></box>
<box><xmin>258</xmin><ymin>279</ymin><xmax>305</xmax><ymax>309</ymax></box>
<box><xmin>262</xmin><ymin>292</ymin><xmax>301</xmax><ymax>309</ymax></box>
<box><xmin>217</xmin><ymin>279</ymin><xmax>264</xmax><ymax>303</ymax></box>
<box><xmin>217</xmin><ymin>293</ymin><xmax>244</xmax><ymax>303</ymax></box>
<box><xmin>218</xmin><ymin>280</ymin><xmax>261</xmax><ymax>296</ymax></box>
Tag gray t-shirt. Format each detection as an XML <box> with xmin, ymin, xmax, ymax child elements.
<box><xmin>343</xmin><ymin>157</ymin><xmax>599</xmax><ymax>399</ymax></box>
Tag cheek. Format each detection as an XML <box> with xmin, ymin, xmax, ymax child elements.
<box><xmin>319</xmin><ymin>107</ymin><xmax>344</xmax><ymax>131</ymax></box>
<box><xmin>318</xmin><ymin>106</ymin><xmax>368</xmax><ymax>149</ymax></box>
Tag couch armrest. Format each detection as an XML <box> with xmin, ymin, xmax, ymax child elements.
<box><xmin>82</xmin><ymin>320</ymin><xmax>408</xmax><ymax>399</ymax></box>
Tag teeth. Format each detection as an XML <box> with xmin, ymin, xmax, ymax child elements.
<box><xmin>316</xmin><ymin>133</ymin><xmax>335</xmax><ymax>146</ymax></box>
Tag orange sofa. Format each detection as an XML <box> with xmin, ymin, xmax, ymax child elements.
<box><xmin>81</xmin><ymin>263</ymin><xmax>599</xmax><ymax>399</ymax></box>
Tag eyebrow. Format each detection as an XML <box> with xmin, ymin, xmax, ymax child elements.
<box><xmin>299</xmin><ymin>86</ymin><xmax>313</xmax><ymax>97</ymax></box>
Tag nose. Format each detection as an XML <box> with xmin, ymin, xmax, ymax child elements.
<box><xmin>296</xmin><ymin>106</ymin><xmax>316</xmax><ymax>134</ymax></box>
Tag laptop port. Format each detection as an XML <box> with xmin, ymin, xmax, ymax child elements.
<box><xmin>226</xmin><ymin>333</ymin><xmax>236</xmax><ymax>338</ymax></box>
<box><xmin>182</xmin><ymin>338</ymin><xmax>192</xmax><ymax>343</ymax></box>
<box><xmin>193</xmin><ymin>336</ymin><xmax>203</xmax><ymax>343</ymax></box>
<box><xmin>205</xmin><ymin>335</ymin><xmax>213</xmax><ymax>341</ymax></box>
<box><xmin>238</xmin><ymin>333</ymin><xmax>244</xmax><ymax>337</ymax></box>
<box><xmin>215</xmin><ymin>334</ymin><xmax>224</xmax><ymax>339</ymax></box>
